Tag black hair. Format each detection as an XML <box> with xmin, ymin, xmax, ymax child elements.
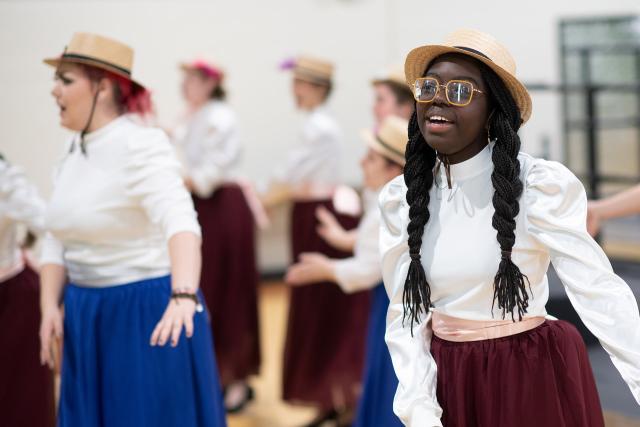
<box><xmin>402</xmin><ymin>57</ymin><xmax>530</xmax><ymax>331</ymax></box>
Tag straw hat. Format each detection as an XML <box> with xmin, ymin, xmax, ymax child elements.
<box><xmin>44</xmin><ymin>32</ymin><xmax>145</xmax><ymax>89</ymax></box>
<box><xmin>361</xmin><ymin>115</ymin><xmax>408</xmax><ymax>166</ymax></box>
<box><xmin>180</xmin><ymin>57</ymin><xmax>225</xmax><ymax>81</ymax></box>
<box><xmin>371</xmin><ymin>64</ymin><xmax>407</xmax><ymax>87</ymax></box>
<box><xmin>404</xmin><ymin>29</ymin><xmax>532</xmax><ymax>123</ymax></box>
<box><xmin>282</xmin><ymin>55</ymin><xmax>333</xmax><ymax>85</ymax></box>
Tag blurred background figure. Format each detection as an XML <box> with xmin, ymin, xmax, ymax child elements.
<box><xmin>261</xmin><ymin>55</ymin><xmax>371</xmax><ymax>426</ymax></box>
<box><xmin>0</xmin><ymin>154</ymin><xmax>55</xmax><ymax>427</ymax></box>
<box><xmin>38</xmin><ymin>33</ymin><xmax>227</xmax><ymax>427</ymax></box>
<box><xmin>172</xmin><ymin>58</ymin><xmax>262</xmax><ymax>414</ymax></box>
<box><xmin>371</xmin><ymin>65</ymin><xmax>415</xmax><ymax>126</ymax></box>
<box><xmin>286</xmin><ymin>115</ymin><xmax>408</xmax><ymax>427</ymax></box>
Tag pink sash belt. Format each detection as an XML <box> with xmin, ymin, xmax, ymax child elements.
<box><xmin>432</xmin><ymin>311</ymin><xmax>546</xmax><ymax>342</ymax></box>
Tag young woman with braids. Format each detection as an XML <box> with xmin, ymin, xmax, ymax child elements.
<box><xmin>380</xmin><ymin>29</ymin><xmax>640</xmax><ymax>427</ymax></box>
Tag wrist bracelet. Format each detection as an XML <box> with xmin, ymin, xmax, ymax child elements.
<box><xmin>171</xmin><ymin>291</ymin><xmax>204</xmax><ymax>313</ymax></box>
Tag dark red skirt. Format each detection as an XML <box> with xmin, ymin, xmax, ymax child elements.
<box><xmin>283</xmin><ymin>200</ymin><xmax>371</xmax><ymax>409</ymax></box>
<box><xmin>0</xmin><ymin>266</ymin><xmax>55</xmax><ymax>427</ymax></box>
<box><xmin>431</xmin><ymin>320</ymin><xmax>604</xmax><ymax>427</ymax></box>
<box><xmin>193</xmin><ymin>184</ymin><xmax>261</xmax><ymax>386</ymax></box>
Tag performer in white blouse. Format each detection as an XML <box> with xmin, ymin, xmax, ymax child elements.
<box><xmin>0</xmin><ymin>155</ymin><xmax>55</xmax><ymax>427</ymax></box>
<box><xmin>380</xmin><ymin>29</ymin><xmax>640</xmax><ymax>427</ymax></box>
<box><xmin>266</xmin><ymin>55</ymin><xmax>371</xmax><ymax>424</ymax></box>
<box><xmin>38</xmin><ymin>33</ymin><xmax>226</xmax><ymax>427</ymax></box>
<box><xmin>286</xmin><ymin>115</ymin><xmax>407</xmax><ymax>427</ymax></box>
<box><xmin>172</xmin><ymin>58</ymin><xmax>260</xmax><ymax>413</ymax></box>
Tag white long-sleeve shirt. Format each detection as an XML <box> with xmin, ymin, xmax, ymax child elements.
<box><xmin>40</xmin><ymin>116</ymin><xmax>201</xmax><ymax>287</ymax></box>
<box><xmin>333</xmin><ymin>189</ymin><xmax>383</xmax><ymax>293</ymax></box>
<box><xmin>0</xmin><ymin>159</ymin><xmax>46</xmax><ymax>281</ymax></box>
<box><xmin>173</xmin><ymin>100</ymin><xmax>241</xmax><ymax>198</ymax></box>
<box><xmin>278</xmin><ymin>105</ymin><xmax>343</xmax><ymax>188</ymax></box>
<box><xmin>379</xmin><ymin>144</ymin><xmax>640</xmax><ymax>426</ymax></box>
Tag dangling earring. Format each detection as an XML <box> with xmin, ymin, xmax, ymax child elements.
<box><xmin>486</xmin><ymin>110</ymin><xmax>495</xmax><ymax>143</ymax></box>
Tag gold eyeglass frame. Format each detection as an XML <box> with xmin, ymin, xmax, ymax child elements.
<box><xmin>413</xmin><ymin>77</ymin><xmax>484</xmax><ymax>107</ymax></box>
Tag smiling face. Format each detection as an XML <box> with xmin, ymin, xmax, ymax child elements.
<box><xmin>416</xmin><ymin>54</ymin><xmax>492</xmax><ymax>161</ymax></box>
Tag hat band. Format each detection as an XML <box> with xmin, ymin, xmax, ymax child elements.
<box><xmin>375</xmin><ymin>135</ymin><xmax>405</xmax><ymax>159</ymax></box>
<box><xmin>62</xmin><ymin>53</ymin><xmax>131</xmax><ymax>76</ymax></box>
<box><xmin>294</xmin><ymin>66</ymin><xmax>331</xmax><ymax>84</ymax></box>
<box><xmin>452</xmin><ymin>46</ymin><xmax>491</xmax><ymax>61</ymax></box>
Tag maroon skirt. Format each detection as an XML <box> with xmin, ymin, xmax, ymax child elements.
<box><xmin>283</xmin><ymin>200</ymin><xmax>371</xmax><ymax>409</ymax></box>
<box><xmin>431</xmin><ymin>320</ymin><xmax>604</xmax><ymax>427</ymax></box>
<box><xmin>193</xmin><ymin>184</ymin><xmax>261</xmax><ymax>386</ymax></box>
<box><xmin>0</xmin><ymin>266</ymin><xmax>55</xmax><ymax>427</ymax></box>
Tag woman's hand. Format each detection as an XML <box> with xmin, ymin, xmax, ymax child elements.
<box><xmin>39</xmin><ymin>305</ymin><xmax>63</xmax><ymax>370</ymax></box>
<box><xmin>150</xmin><ymin>297</ymin><xmax>196</xmax><ymax>347</ymax></box>
<box><xmin>184</xmin><ymin>177</ymin><xmax>195</xmax><ymax>193</ymax></box>
<box><xmin>285</xmin><ymin>252</ymin><xmax>335</xmax><ymax>285</ymax></box>
<box><xmin>316</xmin><ymin>206</ymin><xmax>356</xmax><ymax>252</ymax></box>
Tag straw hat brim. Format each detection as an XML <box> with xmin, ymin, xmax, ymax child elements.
<box><xmin>360</xmin><ymin>129</ymin><xmax>406</xmax><ymax>166</ymax></box>
<box><xmin>43</xmin><ymin>56</ymin><xmax>145</xmax><ymax>90</ymax></box>
<box><xmin>404</xmin><ymin>45</ymin><xmax>532</xmax><ymax>123</ymax></box>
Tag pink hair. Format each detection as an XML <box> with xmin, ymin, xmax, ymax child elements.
<box><xmin>79</xmin><ymin>64</ymin><xmax>153</xmax><ymax>115</ymax></box>
<box><xmin>191</xmin><ymin>60</ymin><xmax>224</xmax><ymax>81</ymax></box>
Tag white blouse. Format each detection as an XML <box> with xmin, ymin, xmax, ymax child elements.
<box><xmin>379</xmin><ymin>144</ymin><xmax>640</xmax><ymax>426</ymax></box>
<box><xmin>0</xmin><ymin>159</ymin><xmax>46</xmax><ymax>281</ymax></box>
<box><xmin>173</xmin><ymin>101</ymin><xmax>241</xmax><ymax>198</ymax></box>
<box><xmin>40</xmin><ymin>116</ymin><xmax>201</xmax><ymax>287</ymax></box>
<box><xmin>277</xmin><ymin>105</ymin><xmax>343</xmax><ymax>188</ymax></box>
<box><xmin>333</xmin><ymin>189</ymin><xmax>383</xmax><ymax>293</ymax></box>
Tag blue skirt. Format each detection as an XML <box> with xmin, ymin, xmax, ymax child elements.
<box><xmin>354</xmin><ymin>284</ymin><xmax>403</xmax><ymax>427</ymax></box>
<box><xmin>59</xmin><ymin>275</ymin><xmax>227</xmax><ymax>427</ymax></box>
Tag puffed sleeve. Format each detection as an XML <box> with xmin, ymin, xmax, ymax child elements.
<box><xmin>125</xmin><ymin>128</ymin><xmax>201</xmax><ymax>240</ymax></box>
<box><xmin>189</xmin><ymin>108</ymin><xmax>241</xmax><ymax>198</ymax></box>
<box><xmin>39</xmin><ymin>232</ymin><xmax>65</xmax><ymax>266</ymax></box>
<box><xmin>332</xmin><ymin>209</ymin><xmax>382</xmax><ymax>293</ymax></box>
<box><xmin>333</xmin><ymin>192</ymin><xmax>384</xmax><ymax>292</ymax></box>
<box><xmin>0</xmin><ymin>160</ymin><xmax>46</xmax><ymax>233</ymax></box>
<box><xmin>524</xmin><ymin>158</ymin><xmax>640</xmax><ymax>404</ymax></box>
<box><xmin>379</xmin><ymin>175</ymin><xmax>443</xmax><ymax>426</ymax></box>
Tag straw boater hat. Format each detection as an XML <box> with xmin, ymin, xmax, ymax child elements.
<box><xmin>180</xmin><ymin>58</ymin><xmax>225</xmax><ymax>81</ymax></box>
<box><xmin>361</xmin><ymin>115</ymin><xmax>408</xmax><ymax>166</ymax></box>
<box><xmin>282</xmin><ymin>55</ymin><xmax>334</xmax><ymax>86</ymax></box>
<box><xmin>404</xmin><ymin>29</ymin><xmax>532</xmax><ymax>123</ymax></box>
<box><xmin>43</xmin><ymin>32</ymin><xmax>145</xmax><ymax>90</ymax></box>
<box><xmin>371</xmin><ymin>64</ymin><xmax>407</xmax><ymax>87</ymax></box>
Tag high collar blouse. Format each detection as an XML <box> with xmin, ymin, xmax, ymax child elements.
<box><xmin>379</xmin><ymin>144</ymin><xmax>640</xmax><ymax>426</ymax></box>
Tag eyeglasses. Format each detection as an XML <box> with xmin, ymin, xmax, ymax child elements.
<box><xmin>413</xmin><ymin>77</ymin><xmax>484</xmax><ymax>107</ymax></box>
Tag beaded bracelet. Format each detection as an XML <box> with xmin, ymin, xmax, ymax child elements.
<box><xmin>171</xmin><ymin>291</ymin><xmax>204</xmax><ymax>313</ymax></box>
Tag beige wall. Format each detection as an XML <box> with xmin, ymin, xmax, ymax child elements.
<box><xmin>1</xmin><ymin>0</ymin><xmax>639</xmax><ymax>270</ymax></box>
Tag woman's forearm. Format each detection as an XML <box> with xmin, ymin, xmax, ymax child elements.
<box><xmin>168</xmin><ymin>231</ymin><xmax>202</xmax><ymax>291</ymax></box>
<box><xmin>40</xmin><ymin>263</ymin><xmax>67</xmax><ymax>310</ymax></box>
<box><xmin>593</xmin><ymin>184</ymin><xmax>640</xmax><ymax>220</ymax></box>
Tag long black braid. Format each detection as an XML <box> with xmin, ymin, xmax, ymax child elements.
<box><xmin>402</xmin><ymin>59</ymin><xmax>530</xmax><ymax>331</ymax></box>
<box><xmin>483</xmin><ymin>66</ymin><xmax>531</xmax><ymax>321</ymax></box>
<box><xmin>402</xmin><ymin>109</ymin><xmax>437</xmax><ymax>330</ymax></box>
